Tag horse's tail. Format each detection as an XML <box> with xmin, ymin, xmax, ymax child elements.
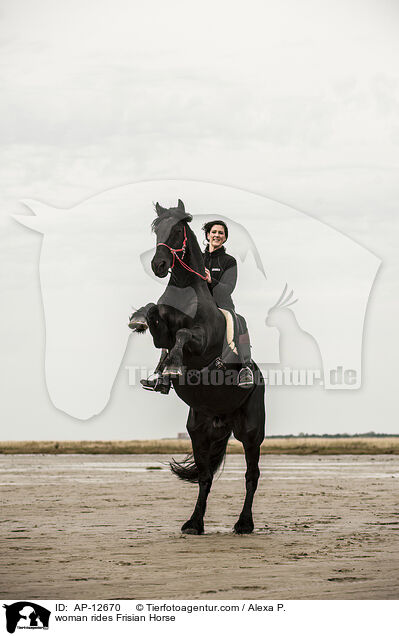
<box><xmin>169</xmin><ymin>454</ymin><xmax>198</xmax><ymax>482</ymax></box>
<box><xmin>169</xmin><ymin>429</ymin><xmax>231</xmax><ymax>483</ymax></box>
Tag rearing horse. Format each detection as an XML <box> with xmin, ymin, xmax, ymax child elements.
<box><xmin>129</xmin><ymin>199</ymin><xmax>265</xmax><ymax>534</ymax></box>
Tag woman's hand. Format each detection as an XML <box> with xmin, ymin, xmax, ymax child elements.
<box><xmin>205</xmin><ymin>268</ymin><xmax>212</xmax><ymax>283</ymax></box>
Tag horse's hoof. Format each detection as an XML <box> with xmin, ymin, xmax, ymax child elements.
<box><xmin>234</xmin><ymin>520</ymin><xmax>254</xmax><ymax>534</ymax></box>
<box><xmin>129</xmin><ymin>321</ymin><xmax>148</xmax><ymax>332</ymax></box>
<box><xmin>128</xmin><ymin>312</ymin><xmax>148</xmax><ymax>332</ymax></box>
<box><xmin>181</xmin><ymin>521</ymin><xmax>204</xmax><ymax>535</ymax></box>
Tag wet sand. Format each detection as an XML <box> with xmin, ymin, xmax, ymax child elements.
<box><xmin>1</xmin><ymin>454</ymin><xmax>398</xmax><ymax>600</ymax></box>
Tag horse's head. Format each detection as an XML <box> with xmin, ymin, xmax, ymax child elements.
<box><xmin>151</xmin><ymin>199</ymin><xmax>193</xmax><ymax>278</ymax></box>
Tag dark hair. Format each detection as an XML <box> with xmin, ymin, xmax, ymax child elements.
<box><xmin>202</xmin><ymin>220</ymin><xmax>229</xmax><ymax>242</ymax></box>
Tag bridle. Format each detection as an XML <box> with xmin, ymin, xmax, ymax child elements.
<box><xmin>157</xmin><ymin>225</ymin><xmax>208</xmax><ymax>281</ymax></box>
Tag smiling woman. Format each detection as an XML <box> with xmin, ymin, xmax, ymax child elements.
<box><xmin>201</xmin><ymin>219</ymin><xmax>254</xmax><ymax>387</ymax></box>
<box><xmin>202</xmin><ymin>219</ymin><xmax>235</xmax><ymax>311</ymax></box>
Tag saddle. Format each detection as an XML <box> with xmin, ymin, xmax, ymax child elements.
<box><xmin>218</xmin><ymin>309</ymin><xmax>248</xmax><ymax>364</ymax></box>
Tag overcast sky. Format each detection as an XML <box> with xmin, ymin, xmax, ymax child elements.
<box><xmin>1</xmin><ymin>0</ymin><xmax>398</xmax><ymax>439</ymax></box>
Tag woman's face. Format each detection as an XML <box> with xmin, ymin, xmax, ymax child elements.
<box><xmin>207</xmin><ymin>224</ymin><xmax>226</xmax><ymax>250</ymax></box>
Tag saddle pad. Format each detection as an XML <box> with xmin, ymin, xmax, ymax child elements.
<box><xmin>219</xmin><ymin>309</ymin><xmax>238</xmax><ymax>355</ymax></box>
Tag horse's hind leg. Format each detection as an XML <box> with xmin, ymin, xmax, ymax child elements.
<box><xmin>233</xmin><ymin>380</ymin><xmax>265</xmax><ymax>534</ymax></box>
<box><xmin>181</xmin><ymin>411</ymin><xmax>213</xmax><ymax>535</ymax></box>
<box><xmin>234</xmin><ymin>443</ymin><xmax>260</xmax><ymax>534</ymax></box>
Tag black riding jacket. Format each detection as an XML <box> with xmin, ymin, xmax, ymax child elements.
<box><xmin>203</xmin><ymin>245</ymin><xmax>237</xmax><ymax>311</ymax></box>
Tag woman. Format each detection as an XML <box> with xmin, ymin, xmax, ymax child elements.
<box><xmin>140</xmin><ymin>220</ymin><xmax>254</xmax><ymax>392</ymax></box>
<box><xmin>202</xmin><ymin>220</ymin><xmax>254</xmax><ymax>388</ymax></box>
<box><xmin>203</xmin><ymin>221</ymin><xmax>236</xmax><ymax>311</ymax></box>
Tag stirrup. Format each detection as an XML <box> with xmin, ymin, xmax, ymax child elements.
<box><xmin>238</xmin><ymin>366</ymin><xmax>254</xmax><ymax>388</ymax></box>
<box><xmin>140</xmin><ymin>375</ymin><xmax>171</xmax><ymax>394</ymax></box>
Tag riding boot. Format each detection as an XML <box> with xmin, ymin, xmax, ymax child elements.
<box><xmin>140</xmin><ymin>349</ymin><xmax>172</xmax><ymax>394</ymax></box>
<box><xmin>237</xmin><ymin>331</ymin><xmax>254</xmax><ymax>388</ymax></box>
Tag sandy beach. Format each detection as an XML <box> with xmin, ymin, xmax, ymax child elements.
<box><xmin>1</xmin><ymin>453</ymin><xmax>398</xmax><ymax>600</ymax></box>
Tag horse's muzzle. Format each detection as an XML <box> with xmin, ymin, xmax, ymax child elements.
<box><xmin>151</xmin><ymin>258</ymin><xmax>169</xmax><ymax>278</ymax></box>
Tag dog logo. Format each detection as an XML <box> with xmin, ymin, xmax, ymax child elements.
<box><xmin>3</xmin><ymin>602</ymin><xmax>51</xmax><ymax>633</ymax></box>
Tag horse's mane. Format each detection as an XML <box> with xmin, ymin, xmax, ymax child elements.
<box><xmin>151</xmin><ymin>206</ymin><xmax>193</xmax><ymax>233</ymax></box>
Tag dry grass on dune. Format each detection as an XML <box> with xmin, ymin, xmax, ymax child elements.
<box><xmin>257</xmin><ymin>436</ymin><xmax>399</xmax><ymax>455</ymax></box>
<box><xmin>0</xmin><ymin>439</ymin><xmax>192</xmax><ymax>455</ymax></box>
<box><xmin>0</xmin><ymin>437</ymin><xmax>398</xmax><ymax>455</ymax></box>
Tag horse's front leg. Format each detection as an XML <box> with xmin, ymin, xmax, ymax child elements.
<box><xmin>146</xmin><ymin>304</ymin><xmax>174</xmax><ymax>350</ymax></box>
<box><xmin>163</xmin><ymin>327</ymin><xmax>204</xmax><ymax>376</ymax></box>
<box><xmin>128</xmin><ymin>302</ymin><xmax>156</xmax><ymax>333</ymax></box>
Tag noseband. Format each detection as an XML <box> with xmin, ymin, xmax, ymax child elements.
<box><xmin>157</xmin><ymin>226</ymin><xmax>208</xmax><ymax>281</ymax></box>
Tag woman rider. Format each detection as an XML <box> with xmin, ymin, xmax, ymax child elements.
<box><xmin>202</xmin><ymin>220</ymin><xmax>254</xmax><ymax>388</ymax></box>
<box><xmin>141</xmin><ymin>220</ymin><xmax>254</xmax><ymax>392</ymax></box>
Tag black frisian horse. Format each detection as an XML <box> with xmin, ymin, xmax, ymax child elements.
<box><xmin>129</xmin><ymin>199</ymin><xmax>265</xmax><ymax>535</ymax></box>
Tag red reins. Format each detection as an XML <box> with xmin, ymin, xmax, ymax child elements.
<box><xmin>157</xmin><ymin>226</ymin><xmax>208</xmax><ymax>281</ymax></box>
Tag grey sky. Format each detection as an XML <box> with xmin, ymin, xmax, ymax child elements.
<box><xmin>0</xmin><ymin>0</ymin><xmax>398</xmax><ymax>438</ymax></box>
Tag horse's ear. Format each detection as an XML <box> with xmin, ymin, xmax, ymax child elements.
<box><xmin>177</xmin><ymin>199</ymin><xmax>185</xmax><ymax>212</ymax></box>
<box><xmin>155</xmin><ymin>202</ymin><xmax>161</xmax><ymax>215</ymax></box>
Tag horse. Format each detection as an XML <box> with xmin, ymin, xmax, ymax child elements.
<box><xmin>129</xmin><ymin>199</ymin><xmax>265</xmax><ymax>534</ymax></box>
